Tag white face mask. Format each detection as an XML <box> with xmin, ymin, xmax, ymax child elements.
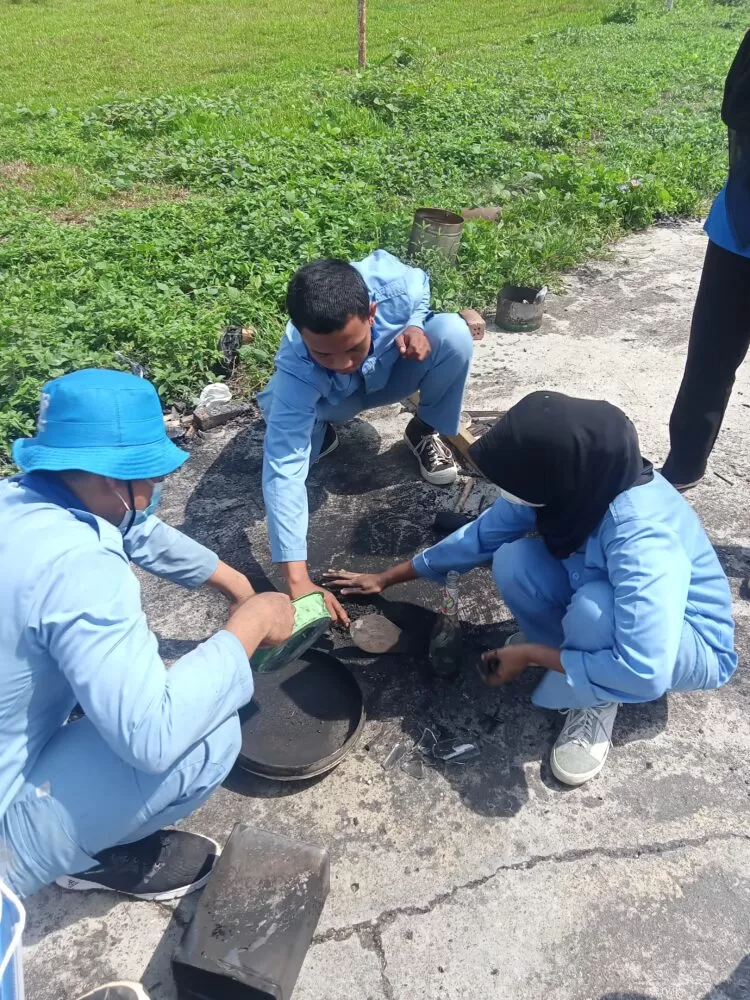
<box><xmin>113</xmin><ymin>481</ymin><xmax>162</xmax><ymax>534</ymax></box>
<box><xmin>499</xmin><ymin>487</ymin><xmax>545</xmax><ymax>508</ymax></box>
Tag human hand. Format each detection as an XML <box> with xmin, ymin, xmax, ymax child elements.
<box><xmin>459</xmin><ymin>308</ymin><xmax>486</xmax><ymax>342</ymax></box>
<box><xmin>226</xmin><ymin>592</ymin><xmax>295</xmax><ymax>656</ymax></box>
<box><xmin>480</xmin><ymin>644</ymin><xmax>535</xmax><ymax>687</ymax></box>
<box><xmin>395</xmin><ymin>326</ymin><xmax>432</xmax><ymax>362</ymax></box>
<box><xmin>324</xmin><ymin>569</ymin><xmax>386</xmax><ymax>596</ymax></box>
<box><xmin>288</xmin><ymin>578</ymin><xmax>350</xmax><ymax>628</ymax></box>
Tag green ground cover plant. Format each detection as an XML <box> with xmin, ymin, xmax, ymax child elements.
<box><xmin>0</xmin><ymin>0</ymin><xmax>744</xmax><ymax>466</ymax></box>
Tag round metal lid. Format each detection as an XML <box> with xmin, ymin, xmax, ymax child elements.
<box><xmin>233</xmin><ymin>648</ymin><xmax>365</xmax><ymax>783</ymax></box>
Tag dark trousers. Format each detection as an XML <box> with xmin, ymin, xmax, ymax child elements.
<box><xmin>663</xmin><ymin>240</ymin><xmax>750</xmax><ymax>485</ymax></box>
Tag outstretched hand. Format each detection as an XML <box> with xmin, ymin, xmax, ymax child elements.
<box><xmin>324</xmin><ymin>569</ymin><xmax>385</xmax><ymax>596</ymax></box>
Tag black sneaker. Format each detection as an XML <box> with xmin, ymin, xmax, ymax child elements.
<box><xmin>404</xmin><ymin>417</ymin><xmax>457</xmax><ymax>486</ymax></box>
<box><xmin>56</xmin><ymin>829</ymin><xmax>220</xmax><ymax>901</ymax></box>
<box><xmin>315</xmin><ymin>423</ymin><xmax>339</xmax><ymax>463</ymax></box>
<box><xmin>76</xmin><ymin>984</ymin><xmax>150</xmax><ymax>1000</ymax></box>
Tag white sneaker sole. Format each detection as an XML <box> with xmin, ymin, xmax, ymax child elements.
<box><xmin>77</xmin><ymin>983</ymin><xmax>150</xmax><ymax>1000</ymax></box>
<box><xmin>56</xmin><ymin>837</ymin><xmax>221</xmax><ymax>901</ymax></box>
<box><xmin>404</xmin><ymin>432</ymin><xmax>458</xmax><ymax>486</ymax></box>
<box><xmin>550</xmin><ymin>745</ymin><xmax>610</xmax><ymax>787</ymax></box>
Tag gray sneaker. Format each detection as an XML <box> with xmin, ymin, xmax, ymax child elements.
<box><xmin>551</xmin><ymin>702</ymin><xmax>619</xmax><ymax>786</ymax></box>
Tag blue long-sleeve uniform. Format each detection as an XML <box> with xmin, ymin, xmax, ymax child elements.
<box><xmin>259</xmin><ymin>249</ymin><xmax>473</xmax><ymax>562</ymax></box>
<box><xmin>0</xmin><ymin>472</ymin><xmax>251</xmax><ymax>831</ymax></box>
<box><xmin>414</xmin><ymin>473</ymin><xmax>736</xmax><ymax>706</ymax></box>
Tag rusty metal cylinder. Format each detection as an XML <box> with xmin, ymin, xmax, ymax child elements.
<box><xmin>407</xmin><ymin>208</ymin><xmax>464</xmax><ymax>263</ymax></box>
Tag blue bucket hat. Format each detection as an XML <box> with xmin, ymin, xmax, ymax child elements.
<box><xmin>12</xmin><ymin>368</ymin><xmax>189</xmax><ymax>479</ymax></box>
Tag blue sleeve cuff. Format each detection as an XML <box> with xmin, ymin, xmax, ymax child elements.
<box><xmin>560</xmin><ymin>649</ymin><xmax>598</xmax><ymax>702</ymax></box>
<box><xmin>191</xmin><ymin>548</ymin><xmax>220</xmax><ymax>589</ymax></box>
<box><xmin>407</xmin><ymin>309</ymin><xmax>430</xmax><ymax>330</ymax></box>
<box><xmin>209</xmin><ymin>629</ymin><xmax>255</xmax><ymax>707</ymax></box>
<box><xmin>412</xmin><ymin>552</ymin><xmax>444</xmax><ymax>582</ymax></box>
<box><xmin>125</xmin><ymin>517</ymin><xmax>221</xmax><ymax>590</ymax></box>
<box><xmin>272</xmin><ymin>545</ymin><xmax>308</xmax><ymax>563</ymax></box>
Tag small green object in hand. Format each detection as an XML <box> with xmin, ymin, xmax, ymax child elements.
<box><xmin>250</xmin><ymin>592</ymin><xmax>332</xmax><ymax>673</ymax></box>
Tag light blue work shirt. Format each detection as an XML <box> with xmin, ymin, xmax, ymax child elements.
<box><xmin>0</xmin><ymin>472</ymin><xmax>253</xmax><ymax>819</ymax></box>
<box><xmin>262</xmin><ymin>250</ymin><xmax>431</xmax><ymax>563</ymax></box>
<box><xmin>704</xmin><ymin>183</ymin><xmax>750</xmax><ymax>259</ymax></box>
<box><xmin>414</xmin><ymin>473</ymin><xmax>736</xmax><ymax>702</ymax></box>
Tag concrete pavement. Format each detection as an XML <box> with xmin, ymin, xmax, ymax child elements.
<box><xmin>22</xmin><ymin>221</ymin><xmax>750</xmax><ymax>1000</ymax></box>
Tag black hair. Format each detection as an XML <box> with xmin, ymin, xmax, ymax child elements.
<box><xmin>286</xmin><ymin>259</ymin><xmax>370</xmax><ymax>335</ymax></box>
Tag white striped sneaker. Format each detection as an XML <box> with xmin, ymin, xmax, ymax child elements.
<box><xmin>551</xmin><ymin>703</ymin><xmax>619</xmax><ymax>786</ymax></box>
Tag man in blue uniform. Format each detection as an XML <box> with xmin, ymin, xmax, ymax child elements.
<box><xmin>0</xmin><ymin>369</ymin><xmax>294</xmax><ymax>901</ymax></box>
<box><xmin>259</xmin><ymin>250</ymin><xmax>475</xmax><ymax>622</ymax></box>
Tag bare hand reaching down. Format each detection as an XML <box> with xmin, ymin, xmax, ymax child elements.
<box><xmin>324</xmin><ymin>569</ymin><xmax>386</xmax><ymax>596</ymax></box>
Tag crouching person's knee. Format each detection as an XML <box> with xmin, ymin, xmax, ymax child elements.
<box><xmin>562</xmin><ymin>581</ymin><xmax>615</xmax><ymax>653</ymax></box>
<box><xmin>184</xmin><ymin>714</ymin><xmax>242</xmax><ymax>801</ymax></box>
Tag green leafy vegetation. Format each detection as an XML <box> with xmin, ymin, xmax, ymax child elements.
<box><xmin>0</xmin><ymin>0</ymin><xmax>743</xmax><ymax>466</ymax></box>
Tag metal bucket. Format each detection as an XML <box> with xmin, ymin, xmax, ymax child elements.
<box><xmin>232</xmin><ymin>649</ymin><xmax>365</xmax><ymax>785</ymax></box>
<box><xmin>496</xmin><ymin>285</ymin><xmax>545</xmax><ymax>333</ymax></box>
<box><xmin>407</xmin><ymin>208</ymin><xmax>464</xmax><ymax>264</ymax></box>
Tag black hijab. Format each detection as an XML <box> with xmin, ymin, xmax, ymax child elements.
<box><xmin>721</xmin><ymin>30</ymin><xmax>750</xmax><ymax>249</ymax></box>
<box><xmin>468</xmin><ymin>391</ymin><xmax>653</xmax><ymax>559</ymax></box>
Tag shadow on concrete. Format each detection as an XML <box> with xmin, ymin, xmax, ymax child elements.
<box><xmin>141</xmin><ymin>893</ymin><xmax>201</xmax><ymax>1000</ymax></box>
<box><xmin>704</xmin><ymin>954</ymin><xmax>750</xmax><ymax>999</ymax></box>
<box><xmin>599</xmin><ymin>953</ymin><xmax>750</xmax><ymax>1000</ymax></box>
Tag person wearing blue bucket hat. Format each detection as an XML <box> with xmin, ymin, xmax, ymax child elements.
<box><xmin>0</xmin><ymin>369</ymin><xmax>294</xmax><ymax>900</ymax></box>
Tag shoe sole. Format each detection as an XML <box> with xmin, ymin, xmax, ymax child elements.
<box><xmin>403</xmin><ymin>432</ymin><xmax>458</xmax><ymax>486</ymax></box>
<box><xmin>673</xmin><ymin>480</ymin><xmax>702</xmax><ymax>493</ymax></box>
<box><xmin>315</xmin><ymin>431</ymin><xmax>340</xmax><ymax>463</ymax></box>
<box><xmin>550</xmin><ymin>745</ymin><xmax>610</xmax><ymax>787</ymax></box>
<box><xmin>77</xmin><ymin>983</ymin><xmax>150</xmax><ymax>1000</ymax></box>
<box><xmin>56</xmin><ymin>838</ymin><xmax>221</xmax><ymax>901</ymax></box>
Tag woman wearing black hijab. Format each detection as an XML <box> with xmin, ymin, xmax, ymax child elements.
<box><xmin>663</xmin><ymin>30</ymin><xmax>750</xmax><ymax>489</ymax></box>
<box><xmin>327</xmin><ymin>392</ymin><xmax>736</xmax><ymax>786</ymax></box>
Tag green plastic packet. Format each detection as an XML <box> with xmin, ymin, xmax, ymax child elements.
<box><xmin>249</xmin><ymin>592</ymin><xmax>332</xmax><ymax>673</ymax></box>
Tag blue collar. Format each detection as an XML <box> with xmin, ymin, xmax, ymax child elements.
<box><xmin>18</xmin><ymin>471</ymin><xmax>90</xmax><ymax>512</ymax></box>
<box><xmin>17</xmin><ymin>471</ymin><xmax>102</xmax><ymax>534</ymax></box>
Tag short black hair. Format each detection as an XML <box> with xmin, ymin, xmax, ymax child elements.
<box><xmin>286</xmin><ymin>259</ymin><xmax>370</xmax><ymax>334</ymax></box>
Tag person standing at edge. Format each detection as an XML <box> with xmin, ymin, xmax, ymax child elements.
<box><xmin>0</xmin><ymin>369</ymin><xmax>294</xmax><ymax>900</ymax></box>
<box><xmin>258</xmin><ymin>250</ymin><xmax>475</xmax><ymax>624</ymax></box>
<box><xmin>663</xmin><ymin>30</ymin><xmax>750</xmax><ymax>490</ymax></box>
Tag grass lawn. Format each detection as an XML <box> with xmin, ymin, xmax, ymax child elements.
<box><xmin>0</xmin><ymin>0</ymin><xmax>609</xmax><ymax>106</ymax></box>
<box><xmin>0</xmin><ymin>0</ymin><xmax>744</xmax><ymax>465</ymax></box>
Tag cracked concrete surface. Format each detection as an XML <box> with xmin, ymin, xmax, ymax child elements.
<box><xmin>21</xmin><ymin>221</ymin><xmax>750</xmax><ymax>999</ymax></box>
